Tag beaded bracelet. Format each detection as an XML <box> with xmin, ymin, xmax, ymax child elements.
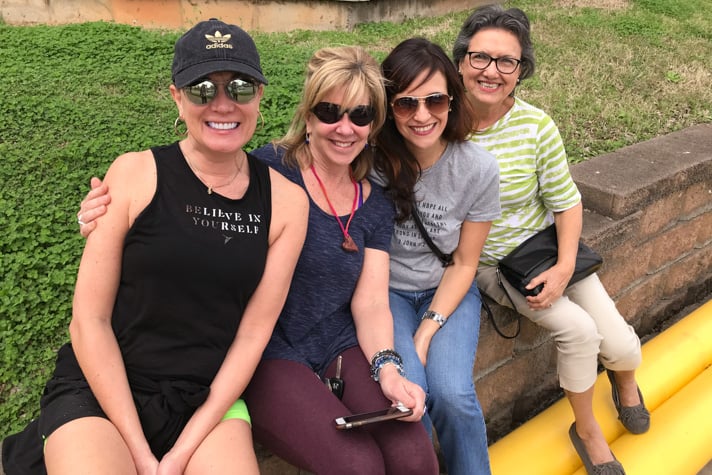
<box><xmin>370</xmin><ymin>348</ymin><xmax>400</xmax><ymax>365</ymax></box>
<box><xmin>370</xmin><ymin>349</ymin><xmax>405</xmax><ymax>382</ymax></box>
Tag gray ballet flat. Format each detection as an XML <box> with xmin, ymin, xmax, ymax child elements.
<box><xmin>569</xmin><ymin>423</ymin><xmax>626</xmax><ymax>475</ymax></box>
<box><xmin>606</xmin><ymin>369</ymin><xmax>650</xmax><ymax>434</ymax></box>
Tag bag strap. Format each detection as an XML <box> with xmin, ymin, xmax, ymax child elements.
<box><xmin>411</xmin><ymin>204</ymin><xmax>520</xmax><ymax>337</ymax></box>
<box><xmin>411</xmin><ymin>206</ymin><xmax>453</xmax><ymax>267</ymax></box>
<box><xmin>477</xmin><ymin>269</ymin><xmax>522</xmax><ymax>339</ymax></box>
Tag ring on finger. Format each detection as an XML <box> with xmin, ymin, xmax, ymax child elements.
<box><xmin>77</xmin><ymin>214</ymin><xmax>86</xmax><ymax>226</ymax></box>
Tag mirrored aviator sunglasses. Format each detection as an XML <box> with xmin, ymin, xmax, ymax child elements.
<box><xmin>311</xmin><ymin>102</ymin><xmax>375</xmax><ymax>127</ymax></box>
<box><xmin>390</xmin><ymin>93</ymin><xmax>452</xmax><ymax>118</ymax></box>
<box><xmin>183</xmin><ymin>78</ymin><xmax>258</xmax><ymax>105</ymax></box>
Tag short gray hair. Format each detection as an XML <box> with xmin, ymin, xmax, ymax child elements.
<box><xmin>452</xmin><ymin>4</ymin><xmax>536</xmax><ymax>81</ymax></box>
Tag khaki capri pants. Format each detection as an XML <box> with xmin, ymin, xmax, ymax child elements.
<box><xmin>477</xmin><ymin>267</ymin><xmax>642</xmax><ymax>393</ymax></box>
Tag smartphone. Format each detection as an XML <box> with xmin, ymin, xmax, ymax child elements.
<box><xmin>334</xmin><ymin>404</ymin><xmax>413</xmax><ymax>430</ymax></box>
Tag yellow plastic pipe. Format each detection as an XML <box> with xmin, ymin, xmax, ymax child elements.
<box><xmin>635</xmin><ymin>299</ymin><xmax>712</xmax><ymax>407</ymax></box>
<box><xmin>489</xmin><ymin>299</ymin><xmax>712</xmax><ymax>475</ymax></box>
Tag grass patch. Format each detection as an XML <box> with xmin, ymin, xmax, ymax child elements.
<box><xmin>1</xmin><ymin>0</ymin><xmax>711</xmax><ymax>436</ymax></box>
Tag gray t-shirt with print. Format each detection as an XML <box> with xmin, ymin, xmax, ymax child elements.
<box><xmin>388</xmin><ymin>140</ymin><xmax>501</xmax><ymax>291</ymax></box>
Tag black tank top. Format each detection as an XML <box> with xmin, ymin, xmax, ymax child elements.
<box><xmin>112</xmin><ymin>143</ymin><xmax>272</xmax><ymax>384</ymax></box>
<box><xmin>56</xmin><ymin>142</ymin><xmax>271</xmax><ymax>386</ymax></box>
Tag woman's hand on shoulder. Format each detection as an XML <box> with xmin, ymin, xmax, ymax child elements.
<box><xmin>378</xmin><ymin>365</ymin><xmax>426</xmax><ymax>422</ymax></box>
<box><xmin>99</xmin><ymin>150</ymin><xmax>155</xmax><ymax>228</ymax></box>
<box><xmin>78</xmin><ymin>176</ymin><xmax>110</xmax><ymax>238</ymax></box>
<box><xmin>78</xmin><ymin>149</ymin><xmax>154</xmax><ymax>238</ymax></box>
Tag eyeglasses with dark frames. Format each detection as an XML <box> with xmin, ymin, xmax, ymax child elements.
<box><xmin>183</xmin><ymin>78</ymin><xmax>258</xmax><ymax>105</ymax></box>
<box><xmin>390</xmin><ymin>93</ymin><xmax>452</xmax><ymax>119</ymax></box>
<box><xmin>311</xmin><ymin>102</ymin><xmax>375</xmax><ymax>127</ymax></box>
<box><xmin>467</xmin><ymin>52</ymin><xmax>521</xmax><ymax>75</ymax></box>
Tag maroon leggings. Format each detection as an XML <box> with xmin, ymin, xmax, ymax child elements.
<box><xmin>244</xmin><ymin>346</ymin><xmax>439</xmax><ymax>475</ymax></box>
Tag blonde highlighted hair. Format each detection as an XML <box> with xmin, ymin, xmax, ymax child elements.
<box><xmin>277</xmin><ymin>46</ymin><xmax>386</xmax><ymax>181</ymax></box>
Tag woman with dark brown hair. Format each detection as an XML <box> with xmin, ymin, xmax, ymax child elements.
<box><xmin>374</xmin><ymin>37</ymin><xmax>501</xmax><ymax>475</ymax></box>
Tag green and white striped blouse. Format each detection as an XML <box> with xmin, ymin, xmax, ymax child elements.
<box><xmin>470</xmin><ymin>97</ymin><xmax>581</xmax><ymax>266</ymax></box>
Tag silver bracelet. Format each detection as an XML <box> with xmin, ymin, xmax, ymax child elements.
<box><xmin>421</xmin><ymin>310</ymin><xmax>447</xmax><ymax>328</ymax></box>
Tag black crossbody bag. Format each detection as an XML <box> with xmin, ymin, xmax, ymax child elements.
<box><xmin>498</xmin><ymin>224</ymin><xmax>603</xmax><ymax>297</ymax></box>
<box><xmin>486</xmin><ymin>223</ymin><xmax>604</xmax><ymax>338</ymax></box>
<box><xmin>411</xmin><ymin>207</ymin><xmax>603</xmax><ymax>339</ymax></box>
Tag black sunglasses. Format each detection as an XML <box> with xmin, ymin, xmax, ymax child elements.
<box><xmin>311</xmin><ymin>102</ymin><xmax>375</xmax><ymax>127</ymax></box>
<box><xmin>183</xmin><ymin>78</ymin><xmax>258</xmax><ymax>105</ymax></box>
<box><xmin>390</xmin><ymin>93</ymin><xmax>452</xmax><ymax>118</ymax></box>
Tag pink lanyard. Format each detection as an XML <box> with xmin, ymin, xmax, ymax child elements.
<box><xmin>310</xmin><ymin>164</ymin><xmax>359</xmax><ymax>252</ymax></box>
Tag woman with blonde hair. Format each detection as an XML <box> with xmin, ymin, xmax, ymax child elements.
<box><xmin>245</xmin><ymin>45</ymin><xmax>437</xmax><ymax>475</ymax></box>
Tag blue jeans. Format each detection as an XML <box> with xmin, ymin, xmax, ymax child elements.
<box><xmin>390</xmin><ymin>282</ymin><xmax>491</xmax><ymax>475</ymax></box>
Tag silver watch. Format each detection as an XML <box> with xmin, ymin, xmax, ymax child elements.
<box><xmin>421</xmin><ymin>310</ymin><xmax>447</xmax><ymax>328</ymax></box>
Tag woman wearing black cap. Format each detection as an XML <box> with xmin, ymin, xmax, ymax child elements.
<box><xmin>1</xmin><ymin>19</ymin><xmax>308</xmax><ymax>475</ymax></box>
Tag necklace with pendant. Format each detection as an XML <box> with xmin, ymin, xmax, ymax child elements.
<box><xmin>185</xmin><ymin>151</ymin><xmax>244</xmax><ymax>194</ymax></box>
<box><xmin>310</xmin><ymin>164</ymin><xmax>359</xmax><ymax>253</ymax></box>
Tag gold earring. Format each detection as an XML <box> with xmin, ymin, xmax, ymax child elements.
<box><xmin>174</xmin><ymin>116</ymin><xmax>187</xmax><ymax>136</ymax></box>
<box><xmin>259</xmin><ymin>111</ymin><xmax>265</xmax><ymax>130</ymax></box>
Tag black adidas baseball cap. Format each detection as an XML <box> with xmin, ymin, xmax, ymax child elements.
<box><xmin>171</xmin><ymin>18</ymin><xmax>268</xmax><ymax>88</ymax></box>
